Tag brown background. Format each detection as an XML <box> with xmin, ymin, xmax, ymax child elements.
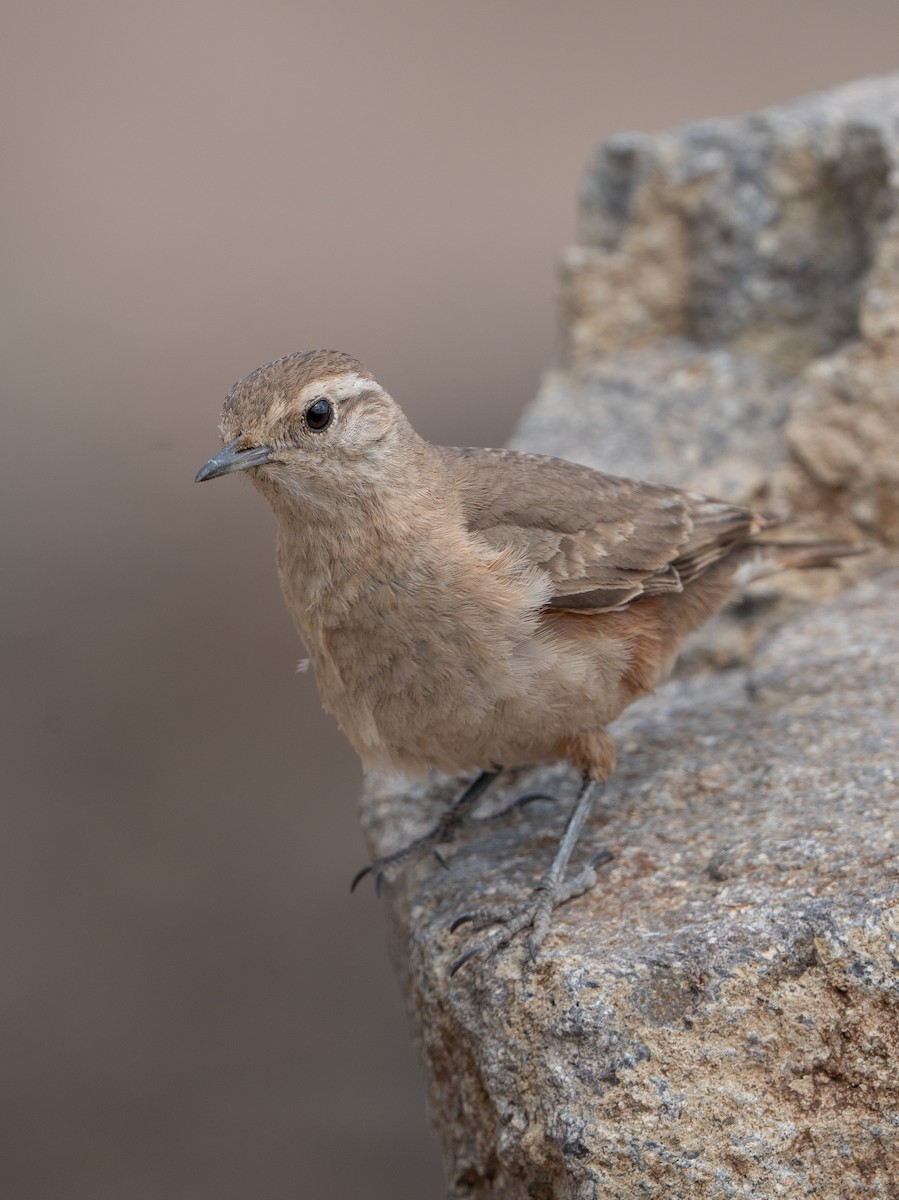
<box><xmin>2</xmin><ymin>3</ymin><xmax>897</xmax><ymax>1197</ymax></box>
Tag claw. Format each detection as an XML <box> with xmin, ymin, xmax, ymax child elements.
<box><xmin>527</xmin><ymin>934</ymin><xmax>539</xmax><ymax>963</ymax></box>
<box><xmin>433</xmin><ymin>847</ymin><xmax>450</xmax><ymax>871</ymax></box>
<box><xmin>350</xmin><ymin>863</ymin><xmax>373</xmax><ymax>893</ymax></box>
<box><xmin>485</xmin><ymin>791</ymin><xmax>560</xmax><ymax>824</ymax></box>
<box><xmin>374</xmin><ymin>869</ymin><xmax>386</xmax><ymax>898</ymax></box>
<box><xmin>450</xmin><ymin>946</ymin><xmax>481</xmax><ymax>976</ymax></box>
<box><xmin>450</xmin><ymin>912</ymin><xmax>475</xmax><ymax>934</ymax></box>
<box><xmin>511</xmin><ymin>791</ymin><xmax>559</xmax><ymax>808</ymax></box>
<box><xmin>588</xmin><ymin>847</ymin><xmax>614</xmax><ymax>870</ymax></box>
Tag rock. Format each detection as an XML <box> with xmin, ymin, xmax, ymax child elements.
<box><xmin>359</xmin><ymin>76</ymin><xmax>899</xmax><ymax>1198</ymax></box>
<box><xmin>364</xmin><ymin>572</ymin><xmax>899</xmax><ymax>1199</ymax></box>
<box><xmin>516</xmin><ymin>73</ymin><xmax>899</xmax><ymax>548</ymax></box>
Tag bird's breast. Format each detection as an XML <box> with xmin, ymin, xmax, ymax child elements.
<box><xmin>277</xmin><ymin>525</ymin><xmax>567</xmax><ymax>772</ymax></box>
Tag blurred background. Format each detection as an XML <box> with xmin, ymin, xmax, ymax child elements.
<box><xmin>2</xmin><ymin>2</ymin><xmax>897</xmax><ymax>1196</ymax></box>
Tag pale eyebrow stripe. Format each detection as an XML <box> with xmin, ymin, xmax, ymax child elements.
<box><xmin>296</xmin><ymin>372</ymin><xmax>383</xmax><ymax>406</ymax></box>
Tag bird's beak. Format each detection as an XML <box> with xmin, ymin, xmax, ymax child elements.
<box><xmin>195</xmin><ymin>439</ymin><xmax>274</xmax><ymax>482</ymax></box>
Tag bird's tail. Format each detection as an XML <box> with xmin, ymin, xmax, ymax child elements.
<box><xmin>735</xmin><ymin>538</ymin><xmax>868</xmax><ymax>586</ymax></box>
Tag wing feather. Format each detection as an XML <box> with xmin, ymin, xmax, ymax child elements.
<box><xmin>440</xmin><ymin>446</ymin><xmax>762</xmax><ymax>614</ymax></box>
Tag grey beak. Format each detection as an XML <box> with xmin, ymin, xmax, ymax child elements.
<box><xmin>195</xmin><ymin>439</ymin><xmax>274</xmax><ymax>482</ymax></box>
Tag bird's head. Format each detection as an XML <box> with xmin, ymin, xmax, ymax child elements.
<box><xmin>196</xmin><ymin>350</ymin><xmax>411</xmax><ymax>504</ymax></box>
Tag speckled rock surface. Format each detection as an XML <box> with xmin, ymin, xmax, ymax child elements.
<box><xmin>359</xmin><ymin>78</ymin><xmax>899</xmax><ymax>1199</ymax></box>
<box><xmin>364</xmin><ymin>573</ymin><xmax>899</xmax><ymax>1199</ymax></box>
<box><xmin>517</xmin><ymin>72</ymin><xmax>899</xmax><ymax>548</ymax></box>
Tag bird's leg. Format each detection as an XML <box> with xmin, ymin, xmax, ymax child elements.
<box><xmin>351</xmin><ymin>768</ymin><xmax>501</xmax><ymax>894</ymax></box>
<box><xmin>450</xmin><ymin>773</ymin><xmax>609</xmax><ymax>974</ymax></box>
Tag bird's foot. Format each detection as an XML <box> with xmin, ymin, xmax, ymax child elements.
<box><xmin>448</xmin><ymin>848</ymin><xmax>613</xmax><ymax>975</ymax></box>
<box><xmin>351</xmin><ymin>826</ymin><xmax>452</xmax><ymax>896</ymax></box>
<box><xmin>351</xmin><ymin>769</ymin><xmax>501</xmax><ymax>895</ymax></box>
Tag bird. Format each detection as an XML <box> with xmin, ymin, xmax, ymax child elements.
<box><xmin>196</xmin><ymin>349</ymin><xmax>863</xmax><ymax>972</ymax></box>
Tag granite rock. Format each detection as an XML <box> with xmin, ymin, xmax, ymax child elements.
<box><xmin>517</xmin><ymin>73</ymin><xmax>899</xmax><ymax>548</ymax></box>
<box><xmin>365</xmin><ymin>573</ymin><xmax>899</xmax><ymax>1199</ymax></box>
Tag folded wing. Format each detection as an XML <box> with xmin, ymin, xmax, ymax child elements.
<box><xmin>441</xmin><ymin>446</ymin><xmax>766</xmax><ymax>614</ymax></box>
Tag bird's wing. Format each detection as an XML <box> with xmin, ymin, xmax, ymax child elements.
<box><xmin>440</xmin><ymin>446</ymin><xmax>763</xmax><ymax>613</ymax></box>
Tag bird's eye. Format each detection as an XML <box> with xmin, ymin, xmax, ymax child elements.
<box><xmin>305</xmin><ymin>397</ymin><xmax>333</xmax><ymax>431</ymax></box>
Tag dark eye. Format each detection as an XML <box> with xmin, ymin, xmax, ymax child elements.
<box><xmin>305</xmin><ymin>397</ymin><xmax>333</xmax><ymax>431</ymax></box>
